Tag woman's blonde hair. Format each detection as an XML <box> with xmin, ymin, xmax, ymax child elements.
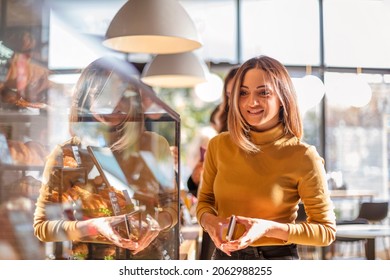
<box><xmin>228</xmin><ymin>55</ymin><xmax>303</xmax><ymax>153</ymax></box>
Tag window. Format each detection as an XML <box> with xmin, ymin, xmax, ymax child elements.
<box><xmin>323</xmin><ymin>0</ymin><xmax>390</xmax><ymax>68</ymax></box>
<box><xmin>180</xmin><ymin>0</ymin><xmax>238</xmax><ymax>63</ymax></box>
<box><xmin>240</xmin><ymin>0</ymin><xmax>320</xmax><ymax>65</ymax></box>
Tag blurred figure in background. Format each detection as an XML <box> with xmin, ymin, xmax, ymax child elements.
<box><xmin>187</xmin><ymin>67</ymin><xmax>239</xmax><ymax>197</ymax></box>
<box><xmin>186</xmin><ymin>66</ymin><xmax>239</xmax><ymax>259</ymax></box>
<box><xmin>213</xmin><ymin>66</ymin><xmax>239</xmax><ymax>134</ymax></box>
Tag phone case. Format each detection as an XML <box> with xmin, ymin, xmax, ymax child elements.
<box><xmin>226</xmin><ymin>215</ymin><xmax>236</xmax><ymax>241</ymax></box>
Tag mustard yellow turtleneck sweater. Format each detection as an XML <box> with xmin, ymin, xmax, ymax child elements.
<box><xmin>196</xmin><ymin>123</ymin><xmax>336</xmax><ymax>247</ymax></box>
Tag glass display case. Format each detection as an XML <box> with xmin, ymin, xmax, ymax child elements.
<box><xmin>0</xmin><ymin>2</ymin><xmax>180</xmax><ymax>260</ymax></box>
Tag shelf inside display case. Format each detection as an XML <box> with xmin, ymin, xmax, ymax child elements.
<box><xmin>0</xmin><ymin>111</ymin><xmax>46</xmax><ymax>122</ymax></box>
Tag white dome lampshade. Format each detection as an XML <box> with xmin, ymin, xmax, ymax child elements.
<box><xmin>103</xmin><ymin>0</ymin><xmax>202</xmax><ymax>54</ymax></box>
<box><xmin>195</xmin><ymin>73</ymin><xmax>224</xmax><ymax>102</ymax></box>
<box><xmin>325</xmin><ymin>73</ymin><xmax>372</xmax><ymax>108</ymax></box>
<box><xmin>141</xmin><ymin>52</ymin><xmax>208</xmax><ymax>88</ymax></box>
<box><xmin>349</xmin><ymin>75</ymin><xmax>372</xmax><ymax>108</ymax></box>
<box><xmin>293</xmin><ymin>75</ymin><xmax>326</xmax><ymax>113</ymax></box>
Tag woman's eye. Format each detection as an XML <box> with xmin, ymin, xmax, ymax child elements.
<box><xmin>239</xmin><ymin>90</ymin><xmax>248</xmax><ymax>96</ymax></box>
<box><xmin>259</xmin><ymin>90</ymin><xmax>270</xmax><ymax>96</ymax></box>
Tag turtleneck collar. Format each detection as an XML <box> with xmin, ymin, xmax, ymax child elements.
<box><xmin>249</xmin><ymin>122</ymin><xmax>286</xmax><ymax>146</ymax></box>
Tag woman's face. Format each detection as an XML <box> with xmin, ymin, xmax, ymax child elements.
<box><xmin>89</xmin><ymin>72</ymin><xmax>140</xmax><ymax>127</ymax></box>
<box><xmin>238</xmin><ymin>68</ymin><xmax>281</xmax><ymax>131</ymax></box>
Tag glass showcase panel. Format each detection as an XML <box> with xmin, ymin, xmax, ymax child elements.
<box><xmin>0</xmin><ymin>1</ymin><xmax>180</xmax><ymax>260</ymax></box>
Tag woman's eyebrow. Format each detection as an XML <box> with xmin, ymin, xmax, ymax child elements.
<box><xmin>240</xmin><ymin>85</ymin><xmax>267</xmax><ymax>89</ymax></box>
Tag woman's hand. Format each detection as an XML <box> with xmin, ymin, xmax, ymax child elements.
<box><xmin>128</xmin><ymin>214</ymin><xmax>161</xmax><ymax>255</ymax></box>
<box><xmin>200</xmin><ymin>213</ymin><xmax>231</xmax><ymax>254</ymax></box>
<box><xmin>77</xmin><ymin>214</ymin><xmax>161</xmax><ymax>254</ymax></box>
<box><xmin>221</xmin><ymin>216</ymin><xmax>289</xmax><ymax>254</ymax></box>
<box><xmin>221</xmin><ymin>216</ymin><xmax>270</xmax><ymax>254</ymax></box>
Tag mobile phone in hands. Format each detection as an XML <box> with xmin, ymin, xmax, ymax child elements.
<box><xmin>226</xmin><ymin>215</ymin><xmax>236</xmax><ymax>241</ymax></box>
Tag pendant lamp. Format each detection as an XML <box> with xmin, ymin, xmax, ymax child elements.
<box><xmin>141</xmin><ymin>52</ymin><xmax>208</xmax><ymax>88</ymax></box>
<box><xmin>195</xmin><ymin>73</ymin><xmax>224</xmax><ymax>102</ymax></box>
<box><xmin>293</xmin><ymin>66</ymin><xmax>325</xmax><ymax>114</ymax></box>
<box><xmin>103</xmin><ymin>0</ymin><xmax>202</xmax><ymax>54</ymax></box>
<box><xmin>293</xmin><ymin>75</ymin><xmax>325</xmax><ymax>113</ymax></box>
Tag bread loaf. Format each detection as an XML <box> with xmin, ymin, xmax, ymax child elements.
<box><xmin>7</xmin><ymin>140</ymin><xmax>48</xmax><ymax>165</ymax></box>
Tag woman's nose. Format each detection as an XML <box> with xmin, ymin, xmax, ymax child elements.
<box><xmin>248</xmin><ymin>93</ymin><xmax>259</xmax><ymax>106</ymax></box>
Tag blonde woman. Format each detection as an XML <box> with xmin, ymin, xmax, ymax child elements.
<box><xmin>196</xmin><ymin>55</ymin><xmax>335</xmax><ymax>260</ymax></box>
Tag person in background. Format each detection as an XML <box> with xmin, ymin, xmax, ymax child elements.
<box><xmin>187</xmin><ymin>66</ymin><xmax>239</xmax><ymax>196</ymax></box>
<box><xmin>186</xmin><ymin>66</ymin><xmax>238</xmax><ymax>259</ymax></box>
<box><xmin>33</xmin><ymin>56</ymin><xmax>178</xmax><ymax>260</ymax></box>
<box><xmin>186</xmin><ymin>106</ymin><xmax>218</xmax><ymax>197</ymax></box>
<box><xmin>196</xmin><ymin>55</ymin><xmax>336</xmax><ymax>260</ymax></box>
<box><xmin>213</xmin><ymin>66</ymin><xmax>239</xmax><ymax>134</ymax></box>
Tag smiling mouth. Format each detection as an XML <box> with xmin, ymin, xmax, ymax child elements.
<box><xmin>247</xmin><ymin>109</ymin><xmax>264</xmax><ymax>114</ymax></box>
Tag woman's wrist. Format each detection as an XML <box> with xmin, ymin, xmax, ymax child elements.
<box><xmin>200</xmin><ymin>212</ymin><xmax>214</xmax><ymax>232</ymax></box>
<box><xmin>264</xmin><ymin>221</ymin><xmax>289</xmax><ymax>241</ymax></box>
<box><xmin>75</xmin><ymin>220</ymin><xmax>98</xmax><ymax>238</ymax></box>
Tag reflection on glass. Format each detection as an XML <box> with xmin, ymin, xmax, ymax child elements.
<box><xmin>32</xmin><ymin>57</ymin><xmax>179</xmax><ymax>260</ymax></box>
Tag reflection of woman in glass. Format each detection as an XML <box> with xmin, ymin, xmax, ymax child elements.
<box><xmin>33</xmin><ymin>56</ymin><xmax>178</xmax><ymax>260</ymax></box>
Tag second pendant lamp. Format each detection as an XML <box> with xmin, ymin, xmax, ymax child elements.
<box><xmin>141</xmin><ymin>52</ymin><xmax>208</xmax><ymax>88</ymax></box>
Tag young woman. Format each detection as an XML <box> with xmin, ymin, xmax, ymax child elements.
<box><xmin>196</xmin><ymin>55</ymin><xmax>336</xmax><ymax>260</ymax></box>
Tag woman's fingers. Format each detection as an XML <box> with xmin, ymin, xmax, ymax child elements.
<box><xmin>120</xmin><ymin>217</ymin><xmax>161</xmax><ymax>254</ymax></box>
<box><xmin>132</xmin><ymin>230</ymin><xmax>159</xmax><ymax>254</ymax></box>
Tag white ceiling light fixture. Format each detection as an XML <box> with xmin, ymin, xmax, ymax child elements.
<box><xmin>141</xmin><ymin>52</ymin><xmax>208</xmax><ymax>88</ymax></box>
<box><xmin>103</xmin><ymin>0</ymin><xmax>202</xmax><ymax>54</ymax></box>
<box><xmin>348</xmin><ymin>77</ymin><xmax>372</xmax><ymax>108</ymax></box>
<box><xmin>351</xmin><ymin>68</ymin><xmax>373</xmax><ymax>108</ymax></box>
<box><xmin>325</xmin><ymin>70</ymin><xmax>372</xmax><ymax>108</ymax></box>
<box><xmin>194</xmin><ymin>73</ymin><xmax>224</xmax><ymax>102</ymax></box>
<box><xmin>293</xmin><ymin>66</ymin><xmax>326</xmax><ymax>114</ymax></box>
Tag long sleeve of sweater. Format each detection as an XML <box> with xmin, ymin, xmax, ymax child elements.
<box><xmin>196</xmin><ymin>124</ymin><xmax>336</xmax><ymax>247</ymax></box>
<box><xmin>33</xmin><ymin>140</ymin><xmax>82</xmax><ymax>242</ymax></box>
